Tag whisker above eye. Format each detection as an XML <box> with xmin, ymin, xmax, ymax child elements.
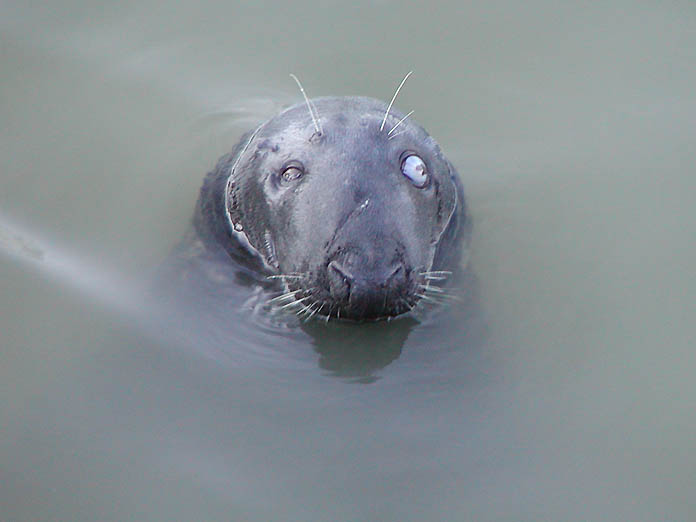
<box><xmin>380</xmin><ymin>71</ymin><xmax>413</xmax><ymax>132</ymax></box>
<box><xmin>388</xmin><ymin>129</ymin><xmax>409</xmax><ymax>141</ymax></box>
<box><xmin>289</xmin><ymin>73</ymin><xmax>322</xmax><ymax>135</ymax></box>
<box><xmin>388</xmin><ymin>110</ymin><xmax>414</xmax><ymax>136</ymax></box>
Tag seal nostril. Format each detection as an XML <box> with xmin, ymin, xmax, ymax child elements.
<box><xmin>327</xmin><ymin>260</ymin><xmax>353</xmax><ymax>301</ymax></box>
<box><xmin>386</xmin><ymin>262</ymin><xmax>407</xmax><ymax>289</ymax></box>
<box><xmin>388</xmin><ymin>263</ymin><xmax>403</xmax><ymax>280</ymax></box>
<box><xmin>329</xmin><ymin>260</ymin><xmax>353</xmax><ymax>282</ymax></box>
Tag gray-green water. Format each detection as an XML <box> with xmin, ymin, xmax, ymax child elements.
<box><xmin>2</xmin><ymin>1</ymin><xmax>695</xmax><ymax>520</ymax></box>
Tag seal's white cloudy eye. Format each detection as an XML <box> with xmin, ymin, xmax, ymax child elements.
<box><xmin>280</xmin><ymin>164</ymin><xmax>304</xmax><ymax>184</ymax></box>
<box><xmin>400</xmin><ymin>154</ymin><xmax>428</xmax><ymax>188</ymax></box>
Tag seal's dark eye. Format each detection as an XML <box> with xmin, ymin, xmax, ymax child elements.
<box><xmin>400</xmin><ymin>154</ymin><xmax>428</xmax><ymax>188</ymax></box>
<box><xmin>280</xmin><ymin>165</ymin><xmax>304</xmax><ymax>183</ymax></box>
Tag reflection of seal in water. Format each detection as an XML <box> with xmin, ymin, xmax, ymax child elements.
<box><xmin>191</xmin><ymin>95</ymin><xmax>471</xmax><ymax>321</ymax></box>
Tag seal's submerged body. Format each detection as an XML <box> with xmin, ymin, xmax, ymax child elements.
<box><xmin>188</xmin><ymin>96</ymin><xmax>471</xmax><ymax>322</ymax></box>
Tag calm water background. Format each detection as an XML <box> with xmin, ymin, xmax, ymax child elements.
<box><xmin>2</xmin><ymin>1</ymin><xmax>695</xmax><ymax>520</ymax></box>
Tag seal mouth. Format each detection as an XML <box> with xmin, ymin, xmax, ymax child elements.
<box><xmin>267</xmin><ymin>265</ymin><xmax>451</xmax><ymax>322</ymax></box>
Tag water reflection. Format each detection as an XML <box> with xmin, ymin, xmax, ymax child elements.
<box><xmin>303</xmin><ymin>318</ymin><xmax>416</xmax><ymax>382</ymax></box>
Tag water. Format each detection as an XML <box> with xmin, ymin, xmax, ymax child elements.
<box><xmin>2</xmin><ymin>1</ymin><xmax>695</xmax><ymax>520</ymax></box>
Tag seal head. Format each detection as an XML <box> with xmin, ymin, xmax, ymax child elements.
<box><xmin>197</xmin><ymin>96</ymin><xmax>469</xmax><ymax>321</ymax></box>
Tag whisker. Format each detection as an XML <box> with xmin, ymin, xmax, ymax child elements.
<box><xmin>303</xmin><ymin>302</ymin><xmax>323</xmax><ymax>322</ymax></box>
<box><xmin>420</xmin><ymin>270</ymin><xmax>452</xmax><ymax>276</ymax></box>
<box><xmin>424</xmin><ymin>290</ymin><xmax>461</xmax><ymax>301</ymax></box>
<box><xmin>308</xmin><ymin>99</ymin><xmax>322</xmax><ymax>129</ymax></box>
<box><xmin>418</xmin><ymin>290</ymin><xmax>461</xmax><ymax>304</ymax></box>
<box><xmin>289</xmin><ymin>73</ymin><xmax>322</xmax><ymax>134</ymax></box>
<box><xmin>388</xmin><ymin>129</ymin><xmax>408</xmax><ymax>141</ymax></box>
<box><xmin>387</xmin><ymin>110</ymin><xmax>414</xmax><ymax>135</ymax></box>
<box><xmin>268</xmin><ymin>290</ymin><xmax>303</xmax><ymax>304</ymax></box>
<box><xmin>380</xmin><ymin>71</ymin><xmax>413</xmax><ymax>132</ymax></box>
<box><xmin>296</xmin><ymin>302</ymin><xmax>314</xmax><ymax>317</ymax></box>
<box><xmin>422</xmin><ymin>275</ymin><xmax>448</xmax><ymax>281</ymax></box>
<box><xmin>416</xmin><ymin>293</ymin><xmax>441</xmax><ymax>304</ymax></box>
<box><xmin>278</xmin><ymin>296</ymin><xmax>311</xmax><ymax>310</ymax></box>
<box><xmin>418</xmin><ymin>284</ymin><xmax>444</xmax><ymax>293</ymax></box>
<box><xmin>267</xmin><ymin>274</ymin><xmax>304</xmax><ymax>280</ymax></box>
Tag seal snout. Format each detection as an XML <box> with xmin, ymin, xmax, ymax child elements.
<box><xmin>326</xmin><ymin>248</ymin><xmax>410</xmax><ymax>320</ymax></box>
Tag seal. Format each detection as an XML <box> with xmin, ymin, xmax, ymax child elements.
<box><xmin>191</xmin><ymin>95</ymin><xmax>471</xmax><ymax>321</ymax></box>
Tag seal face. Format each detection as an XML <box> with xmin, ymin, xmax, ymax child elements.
<box><xmin>194</xmin><ymin>96</ymin><xmax>470</xmax><ymax>321</ymax></box>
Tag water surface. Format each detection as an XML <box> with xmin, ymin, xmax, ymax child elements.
<box><xmin>2</xmin><ymin>1</ymin><xmax>695</xmax><ymax>520</ymax></box>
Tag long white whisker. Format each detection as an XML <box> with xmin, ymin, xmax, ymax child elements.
<box><xmin>418</xmin><ymin>284</ymin><xmax>444</xmax><ymax>293</ymax></box>
<box><xmin>380</xmin><ymin>71</ymin><xmax>413</xmax><ymax>132</ymax></box>
<box><xmin>303</xmin><ymin>303</ymin><xmax>323</xmax><ymax>322</ymax></box>
<box><xmin>419</xmin><ymin>289</ymin><xmax>461</xmax><ymax>303</ymax></box>
<box><xmin>388</xmin><ymin>110</ymin><xmax>414</xmax><ymax>135</ymax></box>
<box><xmin>388</xmin><ymin>129</ymin><xmax>409</xmax><ymax>141</ymax></box>
<box><xmin>279</xmin><ymin>296</ymin><xmax>311</xmax><ymax>310</ymax></box>
<box><xmin>268</xmin><ymin>290</ymin><xmax>303</xmax><ymax>304</ymax></box>
<box><xmin>289</xmin><ymin>73</ymin><xmax>322</xmax><ymax>134</ymax></box>
<box><xmin>296</xmin><ymin>302</ymin><xmax>313</xmax><ymax>317</ymax></box>
<box><xmin>308</xmin><ymin>99</ymin><xmax>322</xmax><ymax>130</ymax></box>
